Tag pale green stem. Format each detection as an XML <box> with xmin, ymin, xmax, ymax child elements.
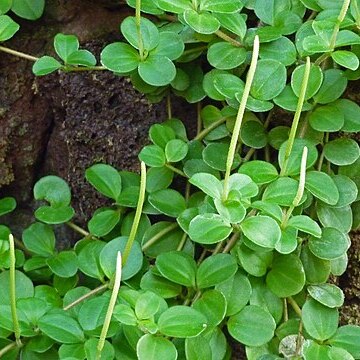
<box><xmin>97</xmin><ymin>252</ymin><xmax>122</xmax><ymax>360</ymax></box>
<box><xmin>167</xmin><ymin>94</ymin><xmax>172</xmax><ymax>119</ymax></box>
<box><xmin>176</xmin><ymin>232</ymin><xmax>188</xmax><ymax>251</ymax></box>
<box><xmin>215</xmin><ymin>30</ymin><xmax>242</xmax><ymax>47</ymax></box>
<box><xmin>123</xmin><ymin>162</ymin><xmax>146</xmax><ymax>265</ymax></box>
<box><xmin>165</xmin><ymin>164</ymin><xmax>187</xmax><ymax>178</ymax></box>
<box><xmin>194</xmin><ymin>117</ymin><xmax>227</xmax><ymax>141</ymax></box>
<box><xmin>0</xmin><ymin>342</ymin><xmax>18</xmax><ymax>357</ymax></box>
<box><xmin>66</xmin><ymin>221</ymin><xmax>90</xmax><ymax>237</ymax></box>
<box><xmin>222</xmin><ymin>35</ymin><xmax>260</xmax><ymax>201</ymax></box>
<box><xmin>135</xmin><ymin>0</ymin><xmax>145</xmax><ymax>60</ymax></box>
<box><xmin>280</xmin><ymin>57</ymin><xmax>311</xmax><ymax>176</ymax></box>
<box><xmin>141</xmin><ymin>223</ymin><xmax>178</xmax><ymax>251</ymax></box>
<box><xmin>281</xmin><ymin>147</ymin><xmax>308</xmax><ymax>227</ymax></box>
<box><xmin>288</xmin><ymin>297</ymin><xmax>302</xmax><ymax>318</ymax></box>
<box><xmin>0</xmin><ymin>46</ymin><xmax>38</xmax><ymax>61</ymax></box>
<box><xmin>9</xmin><ymin>235</ymin><xmax>22</xmax><ymax>347</ymax></box>
<box><xmin>329</xmin><ymin>0</ymin><xmax>351</xmax><ymax>50</ymax></box>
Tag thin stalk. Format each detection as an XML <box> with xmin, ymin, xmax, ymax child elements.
<box><xmin>165</xmin><ymin>164</ymin><xmax>187</xmax><ymax>178</ymax></box>
<box><xmin>242</xmin><ymin>148</ymin><xmax>256</xmax><ymax>162</ymax></box>
<box><xmin>167</xmin><ymin>94</ymin><xmax>172</xmax><ymax>119</ymax></box>
<box><xmin>215</xmin><ymin>30</ymin><xmax>242</xmax><ymax>47</ymax></box>
<box><xmin>97</xmin><ymin>252</ymin><xmax>122</xmax><ymax>360</ymax></box>
<box><xmin>282</xmin><ymin>147</ymin><xmax>308</xmax><ymax>227</ymax></box>
<box><xmin>64</xmin><ymin>65</ymin><xmax>106</xmax><ymax>72</ymax></box>
<box><xmin>123</xmin><ymin>162</ymin><xmax>146</xmax><ymax>265</ymax></box>
<box><xmin>194</xmin><ymin>117</ymin><xmax>227</xmax><ymax>141</ymax></box>
<box><xmin>280</xmin><ymin>57</ymin><xmax>311</xmax><ymax>176</ymax></box>
<box><xmin>142</xmin><ymin>223</ymin><xmax>178</xmax><ymax>251</ymax></box>
<box><xmin>176</xmin><ymin>232</ymin><xmax>188</xmax><ymax>251</ymax></box>
<box><xmin>222</xmin><ymin>232</ymin><xmax>240</xmax><ymax>253</ymax></box>
<box><xmin>8</xmin><ymin>235</ymin><xmax>22</xmax><ymax>347</ymax></box>
<box><xmin>66</xmin><ymin>221</ymin><xmax>90</xmax><ymax>237</ymax></box>
<box><xmin>212</xmin><ymin>241</ymin><xmax>224</xmax><ymax>255</ymax></box>
<box><xmin>135</xmin><ymin>0</ymin><xmax>145</xmax><ymax>60</ymax></box>
<box><xmin>329</xmin><ymin>0</ymin><xmax>351</xmax><ymax>50</ymax></box>
<box><xmin>63</xmin><ymin>283</ymin><xmax>109</xmax><ymax>310</ymax></box>
<box><xmin>0</xmin><ymin>46</ymin><xmax>38</xmax><ymax>61</ymax></box>
<box><xmin>288</xmin><ymin>297</ymin><xmax>302</xmax><ymax>318</ymax></box>
<box><xmin>0</xmin><ymin>342</ymin><xmax>18</xmax><ymax>357</ymax></box>
<box><xmin>283</xmin><ymin>298</ymin><xmax>289</xmax><ymax>322</ymax></box>
<box><xmin>222</xmin><ymin>36</ymin><xmax>260</xmax><ymax>201</ymax></box>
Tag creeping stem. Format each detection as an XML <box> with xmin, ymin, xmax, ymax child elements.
<box><xmin>280</xmin><ymin>57</ymin><xmax>311</xmax><ymax>176</ymax></box>
<box><xmin>222</xmin><ymin>35</ymin><xmax>260</xmax><ymax>201</ymax></box>
<box><xmin>135</xmin><ymin>0</ymin><xmax>145</xmax><ymax>60</ymax></box>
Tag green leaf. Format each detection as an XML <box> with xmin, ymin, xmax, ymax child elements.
<box><xmin>152</xmin><ymin>31</ymin><xmax>184</xmax><ymax>61</ymax></box>
<box><xmin>0</xmin><ymin>15</ymin><xmax>19</xmax><ymax>41</ymax></box>
<box><xmin>183</xmin><ymin>9</ymin><xmax>220</xmax><ymax>34</ymax></box>
<box><xmin>101</xmin><ymin>42</ymin><xmax>139</xmax><ymax>73</ymax></box>
<box><xmin>266</xmin><ymin>254</ymin><xmax>305</xmax><ymax>297</ymax></box>
<box><xmin>188</xmin><ymin>214</ymin><xmax>232</xmax><ymax>244</ymax></box>
<box><xmin>305</xmin><ymin>171</ymin><xmax>339</xmax><ymax>205</ymax></box>
<box><xmin>241</xmin><ymin>216</ymin><xmax>281</xmax><ymax>249</ymax></box>
<box><xmin>185</xmin><ymin>335</ymin><xmax>212</xmax><ymax>360</ymax></box>
<box><xmin>259</xmin><ymin>36</ymin><xmax>296</xmax><ymax>66</ymax></box>
<box><xmin>148</xmin><ymin>189</ymin><xmax>186</xmax><ymax>217</ymax></box>
<box><xmin>214</xmin><ymin>197</ymin><xmax>246</xmax><ymax>224</ymax></box>
<box><xmin>200</xmin><ymin>0</ymin><xmax>243</xmax><ymax>13</ymax></box>
<box><xmin>328</xmin><ymin>325</ymin><xmax>360</xmax><ymax>358</ymax></box>
<box><xmin>158</xmin><ymin>306</ymin><xmax>207</xmax><ymax>338</ymax></box>
<box><xmin>288</xmin><ymin>215</ymin><xmax>321</xmax><ymax>237</ymax></box>
<box><xmin>85</xmin><ymin>338</ymin><xmax>114</xmax><ymax>360</ymax></box>
<box><xmin>328</xmin><ymin>347</ymin><xmax>355</xmax><ymax>360</ymax></box>
<box><xmin>156</xmin><ymin>251</ymin><xmax>197</xmax><ymax>287</ymax></box>
<box><xmin>336</xmin><ymin>99</ymin><xmax>360</xmax><ymax>133</ymax></box>
<box><xmin>250</xmin><ymin>59</ymin><xmax>287</xmax><ymax>100</ymax></box>
<box><xmin>135</xmin><ymin>291</ymin><xmax>162</xmax><ymax>320</ymax></box>
<box><xmin>291</xmin><ymin>63</ymin><xmax>323</xmax><ymax>99</ymax></box>
<box><xmin>302</xmin><ymin>298</ymin><xmax>338</xmax><ymax>341</ymax></box>
<box><xmin>189</xmin><ymin>173</ymin><xmax>223</xmax><ymax>199</ymax></box>
<box><xmin>46</xmin><ymin>251</ymin><xmax>78</xmax><ymax>278</ymax></box>
<box><xmin>252</xmin><ymin>201</ymin><xmax>283</xmax><ymax>222</ymax></box>
<box><xmin>332</xmin><ymin>175</ymin><xmax>358</xmax><ymax>207</ymax></box>
<box><xmin>17</xmin><ymin>297</ymin><xmax>47</xmax><ymax>325</ymax></box>
<box><xmin>308</xmin><ymin>227</ymin><xmax>349</xmax><ymax>260</ymax></box>
<box><xmin>0</xmin><ymin>197</ymin><xmax>16</xmax><ymax>216</ymax></box>
<box><xmin>309</xmin><ymin>104</ymin><xmax>345</xmax><ymax>132</ymax></box>
<box><xmin>35</xmin><ymin>205</ymin><xmax>74</xmax><ymax>224</ymax></box>
<box><xmin>22</xmin><ymin>222</ymin><xmax>55</xmax><ymax>257</ymax></box>
<box><xmin>308</xmin><ymin>284</ymin><xmax>344</xmax><ymax>308</ymax></box>
<box><xmin>0</xmin><ymin>0</ymin><xmax>12</xmax><ymax>14</ymax></box>
<box><xmin>236</xmin><ymin>243</ymin><xmax>273</xmax><ymax>277</ymax></box>
<box><xmin>196</xmin><ymin>253</ymin><xmax>238</xmax><ymax>289</ymax></box>
<box><xmin>213</xmin><ymin>72</ymin><xmax>244</xmax><ymax>99</ymax></box>
<box><xmin>203</xmin><ymin>142</ymin><xmax>240</xmax><ymax>171</ymax></box>
<box><xmin>207</xmin><ymin>42</ymin><xmax>247</xmax><ymax>70</ymax></box>
<box><xmin>121</xmin><ymin>16</ymin><xmax>159</xmax><ymax>51</ymax></box>
<box><xmin>32</xmin><ymin>56</ymin><xmax>62</xmax><ymax>76</ymax></box>
<box><xmin>146</xmin><ymin>166</ymin><xmax>173</xmax><ymax>193</ymax></box>
<box><xmin>78</xmin><ymin>295</ymin><xmax>108</xmax><ymax>331</ymax></box>
<box><xmin>275</xmin><ymin>226</ymin><xmax>298</xmax><ymax>254</ymax></box>
<box><xmin>193</xmin><ymin>290</ymin><xmax>227</xmax><ymax>327</ymax></box>
<box><xmin>239</xmin><ymin>161</ymin><xmax>278</xmax><ymax>185</ymax></box>
<box><xmin>139</xmin><ymin>145</ymin><xmax>166</xmax><ymax>167</ymax></box>
<box><xmin>317</xmin><ymin>203</ymin><xmax>353</xmax><ymax>233</ymax></box>
<box><xmin>141</xmin><ymin>270</ymin><xmax>182</xmax><ymax>299</ymax></box>
<box><xmin>332</xmin><ymin>50</ymin><xmax>359</xmax><ymax>71</ymax></box>
<box><xmin>156</xmin><ymin>0</ymin><xmax>192</xmax><ymax>14</ymax></box>
<box><xmin>38</xmin><ymin>311</ymin><xmax>84</xmax><ymax>344</ymax></box>
<box><xmin>165</xmin><ymin>139</ymin><xmax>188</xmax><ymax>162</ymax></box>
<box><xmin>113</xmin><ymin>304</ymin><xmax>137</xmax><ymax>326</ymax></box>
<box><xmin>313</xmin><ymin>69</ymin><xmax>347</xmax><ymax>104</ymax></box>
<box><xmin>216</xmin><ymin>271</ymin><xmax>252</xmax><ymax>316</ymax></box>
<box><xmin>77</xmin><ymin>241</ymin><xmax>105</xmax><ymax>280</ymax></box>
<box><xmin>88</xmin><ymin>209</ymin><xmax>121</xmax><ymax>237</ymax></box>
<box><xmin>66</xmin><ymin>50</ymin><xmax>97</xmax><ymax>67</ymax></box>
<box><xmin>137</xmin><ymin>334</ymin><xmax>177</xmax><ymax>360</ymax></box>
<box><xmin>324</xmin><ymin>138</ymin><xmax>360</xmax><ymax>166</ymax></box>
<box><xmin>254</xmin><ymin>0</ymin><xmax>291</xmax><ymax>25</ymax></box>
<box><xmin>214</xmin><ymin>12</ymin><xmax>246</xmax><ymax>38</ymax></box>
<box><xmin>100</xmin><ymin>236</ymin><xmax>143</xmax><ymax>280</ymax></box>
<box><xmin>0</xmin><ymin>270</ymin><xmax>34</xmax><ymax>305</ymax></box>
<box><xmin>274</xmin><ymin>85</ymin><xmax>312</xmax><ymax>112</ymax></box>
<box><xmin>11</xmin><ymin>0</ymin><xmax>44</xmax><ymax>20</ymax></box>
<box><xmin>34</xmin><ymin>175</ymin><xmax>71</xmax><ymax>207</ymax></box>
<box><xmin>54</xmin><ymin>33</ymin><xmax>79</xmax><ymax>62</ymax></box>
<box><xmin>228</xmin><ymin>305</ymin><xmax>276</xmax><ymax>347</ymax></box>
<box><xmin>138</xmin><ymin>55</ymin><xmax>176</xmax><ymax>86</ymax></box>
<box><xmin>300</xmin><ymin>245</ymin><xmax>331</xmax><ymax>284</ymax></box>
<box><xmin>149</xmin><ymin>124</ymin><xmax>175</xmax><ymax>148</ymax></box>
<box><xmin>240</xmin><ymin>120</ymin><xmax>267</xmax><ymax>149</ymax></box>
<box><xmin>85</xmin><ymin>164</ymin><xmax>122</xmax><ymax>201</ymax></box>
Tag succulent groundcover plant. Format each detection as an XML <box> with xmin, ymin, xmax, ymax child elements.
<box><xmin>0</xmin><ymin>0</ymin><xmax>360</xmax><ymax>359</ymax></box>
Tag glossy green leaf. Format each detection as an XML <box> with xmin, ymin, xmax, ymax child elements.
<box><xmin>38</xmin><ymin>311</ymin><xmax>84</xmax><ymax>344</ymax></box>
<box><xmin>146</xmin><ymin>166</ymin><xmax>173</xmax><ymax>194</ymax></box>
<box><xmin>327</xmin><ymin>347</ymin><xmax>355</xmax><ymax>360</ymax></box>
<box><xmin>88</xmin><ymin>209</ymin><xmax>121</xmax><ymax>236</ymax></box>
<box><xmin>34</xmin><ymin>175</ymin><xmax>71</xmax><ymax>207</ymax></box>
<box><xmin>332</xmin><ymin>175</ymin><xmax>358</xmax><ymax>207</ymax></box>
<box><xmin>85</xmin><ymin>338</ymin><xmax>114</xmax><ymax>360</ymax></box>
<box><xmin>32</xmin><ymin>56</ymin><xmax>62</xmax><ymax>76</ymax></box>
<box><xmin>113</xmin><ymin>304</ymin><xmax>137</xmax><ymax>326</ymax></box>
<box><xmin>148</xmin><ymin>189</ymin><xmax>186</xmax><ymax>217</ymax></box>
<box><xmin>46</xmin><ymin>251</ymin><xmax>78</xmax><ymax>278</ymax></box>
<box><xmin>101</xmin><ymin>42</ymin><xmax>139</xmax><ymax>73</ymax></box>
<box><xmin>156</xmin><ymin>251</ymin><xmax>197</xmax><ymax>287</ymax></box>
<box><xmin>302</xmin><ymin>298</ymin><xmax>339</xmax><ymax>341</ymax></box>
<box><xmin>240</xmin><ymin>120</ymin><xmax>267</xmax><ymax>149</ymax></box>
<box><xmin>35</xmin><ymin>205</ymin><xmax>75</xmax><ymax>224</ymax></box>
<box><xmin>190</xmin><ymin>173</ymin><xmax>223</xmax><ymax>199</ymax></box>
<box><xmin>188</xmin><ymin>214</ymin><xmax>232</xmax><ymax>244</ymax></box>
<box><xmin>317</xmin><ymin>203</ymin><xmax>353</xmax><ymax>233</ymax></box>
<box><xmin>138</xmin><ymin>55</ymin><xmax>176</xmax><ymax>86</ymax></box>
<box><xmin>228</xmin><ymin>305</ymin><xmax>276</xmax><ymax>346</ymax></box>
<box><xmin>137</xmin><ymin>334</ymin><xmax>177</xmax><ymax>360</ymax></box>
<box><xmin>308</xmin><ymin>284</ymin><xmax>344</xmax><ymax>308</ymax></box>
<box><xmin>0</xmin><ymin>270</ymin><xmax>34</xmax><ymax>305</ymax></box>
<box><xmin>239</xmin><ymin>161</ymin><xmax>278</xmax><ymax>185</ymax></box>
<box><xmin>78</xmin><ymin>295</ymin><xmax>108</xmax><ymax>331</ymax></box>
<box><xmin>336</xmin><ymin>99</ymin><xmax>360</xmax><ymax>132</ymax></box>
<box><xmin>324</xmin><ymin>138</ymin><xmax>360</xmax><ymax>166</ymax></box>
<box><xmin>183</xmin><ymin>9</ymin><xmax>220</xmax><ymax>34</ymax></box>
<box><xmin>200</xmin><ymin>0</ymin><xmax>243</xmax><ymax>13</ymax></box>
<box><xmin>305</xmin><ymin>171</ymin><xmax>339</xmax><ymax>205</ymax></box>
<box><xmin>291</xmin><ymin>63</ymin><xmax>323</xmax><ymax>99</ymax></box>
<box><xmin>22</xmin><ymin>222</ymin><xmax>55</xmax><ymax>257</ymax></box>
<box><xmin>308</xmin><ymin>227</ymin><xmax>349</xmax><ymax>260</ymax></box>
<box><xmin>313</xmin><ymin>69</ymin><xmax>347</xmax><ymax>104</ymax></box>
<box><xmin>185</xmin><ymin>334</ymin><xmax>212</xmax><ymax>360</ymax></box>
<box><xmin>158</xmin><ymin>306</ymin><xmax>207</xmax><ymax>338</ymax></box>
<box><xmin>54</xmin><ymin>33</ymin><xmax>79</xmax><ymax>62</ymax></box>
<box><xmin>196</xmin><ymin>253</ymin><xmax>238</xmax><ymax>289</ymax></box>
<box><xmin>0</xmin><ymin>197</ymin><xmax>16</xmax><ymax>216</ymax></box>
<box><xmin>275</xmin><ymin>227</ymin><xmax>298</xmax><ymax>255</ymax></box>
<box><xmin>250</xmin><ymin>59</ymin><xmax>287</xmax><ymax>100</ymax></box>
<box><xmin>207</xmin><ymin>42</ymin><xmax>247</xmax><ymax>70</ymax></box>
<box><xmin>165</xmin><ymin>139</ymin><xmax>188</xmax><ymax>163</ymax></box>
<box><xmin>0</xmin><ymin>0</ymin><xmax>12</xmax><ymax>14</ymax></box>
<box><xmin>203</xmin><ymin>142</ymin><xmax>240</xmax><ymax>172</ymax></box>
<box><xmin>141</xmin><ymin>270</ymin><xmax>182</xmax><ymax>299</ymax></box>
<box><xmin>11</xmin><ymin>0</ymin><xmax>44</xmax><ymax>20</ymax></box>
<box><xmin>263</xmin><ymin>177</ymin><xmax>299</xmax><ymax>206</ymax></box>
<box><xmin>0</xmin><ymin>14</ymin><xmax>19</xmax><ymax>41</ymax></box>
<box><xmin>328</xmin><ymin>325</ymin><xmax>360</xmax><ymax>358</ymax></box>
<box><xmin>77</xmin><ymin>241</ymin><xmax>105</xmax><ymax>280</ymax></box>
<box><xmin>266</xmin><ymin>254</ymin><xmax>305</xmax><ymax>297</ymax></box>
<box><xmin>254</xmin><ymin>0</ymin><xmax>291</xmax><ymax>25</ymax></box>
<box><xmin>214</xmin><ymin>12</ymin><xmax>246</xmax><ymax>38</ymax></box>
<box><xmin>259</xmin><ymin>36</ymin><xmax>296</xmax><ymax>65</ymax></box>
<box><xmin>135</xmin><ymin>291</ymin><xmax>162</xmax><ymax>320</ymax></box>
<box><xmin>66</xmin><ymin>50</ymin><xmax>96</xmax><ymax>67</ymax></box>
<box><xmin>153</xmin><ymin>31</ymin><xmax>184</xmax><ymax>60</ymax></box>
<box><xmin>156</xmin><ymin>0</ymin><xmax>192</xmax><ymax>13</ymax></box>
<box><xmin>288</xmin><ymin>215</ymin><xmax>321</xmax><ymax>237</ymax></box>
<box><xmin>332</xmin><ymin>50</ymin><xmax>359</xmax><ymax>71</ymax></box>
<box><xmin>309</xmin><ymin>104</ymin><xmax>345</xmax><ymax>132</ymax></box>
<box><xmin>85</xmin><ymin>164</ymin><xmax>122</xmax><ymax>200</ymax></box>
<box><xmin>139</xmin><ymin>145</ymin><xmax>166</xmax><ymax>167</ymax></box>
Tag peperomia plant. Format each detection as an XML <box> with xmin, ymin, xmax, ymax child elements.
<box><xmin>0</xmin><ymin>0</ymin><xmax>360</xmax><ymax>359</ymax></box>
